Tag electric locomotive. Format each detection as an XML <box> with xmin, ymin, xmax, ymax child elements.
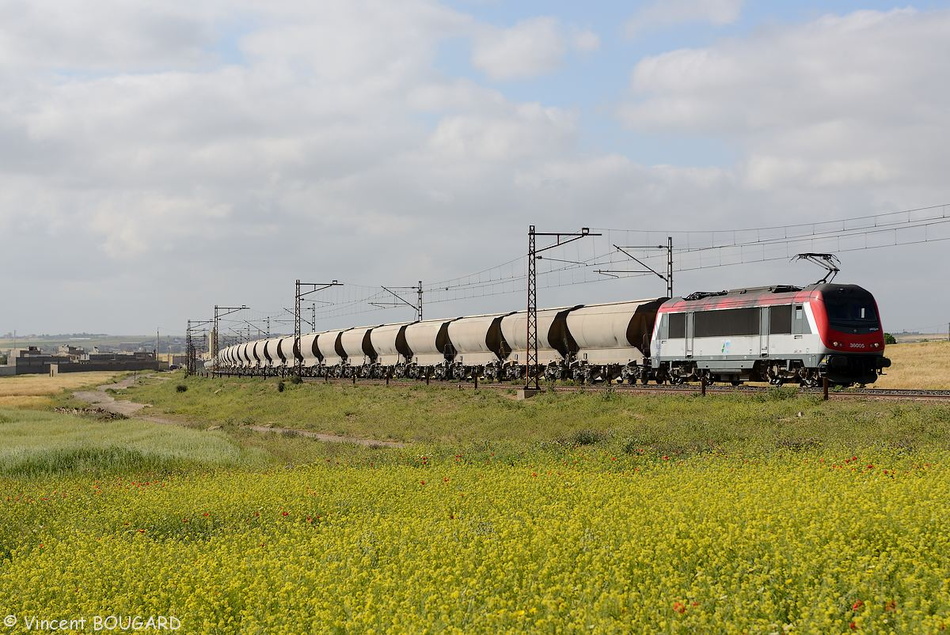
<box><xmin>650</xmin><ymin>283</ymin><xmax>890</xmax><ymax>386</ymax></box>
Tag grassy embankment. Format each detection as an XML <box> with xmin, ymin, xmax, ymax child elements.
<box><xmin>2</xmin><ymin>340</ymin><xmax>948</xmax><ymax>474</ymax></box>
<box><xmin>0</xmin><ymin>372</ymin><xmax>268</xmax><ymax>476</ymax></box>
<box><xmin>102</xmin><ymin>339</ymin><xmax>950</xmax><ymax>456</ymax></box>
<box><xmin>118</xmin><ymin>371</ymin><xmax>950</xmax><ymax>452</ymax></box>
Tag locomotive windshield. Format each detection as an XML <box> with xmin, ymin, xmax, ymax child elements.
<box><xmin>823</xmin><ymin>291</ymin><xmax>880</xmax><ymax>334</ymax></box>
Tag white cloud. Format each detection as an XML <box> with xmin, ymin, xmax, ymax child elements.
<box><xmin>469</xmin><ymin>19</ymin><xmax>601</xmax><ymax>81</ymax></box>
<box><xmin>0</xmin><ymin>2</ymin><xmax>948</xmax><ymax>334</ymax></box>
<box><xmin>620</xmin><ymin>8</ymin><xmax>950</xmax><ymax>189</ymax></box>
<box><xmin>428</xmin><ymin>104</ymin><xmax>577</xmax><ymax>161</ymax></box>
<box><xmin>626</xmin><ymin>0</ymin><xmax>744</xmax><ymax>36</ymax></box>
<box><xmin>512</xmin><ymin>155</ymin><xmax>738</xmax><ymax>230</ymax></box>
<box><xmin>407</xmin><ymin>79</ymin><xmax>508</xmax><ymax>113</ymax></box>
<box><xmin>240</xmin><ymin>1</ymin><xmax>469</xmax><ymax>84</ymax></box>
<box><xmin>0</xmin><ymin>0</ymin><xmax>221</xmax><ymax>71</ymax></box>
<box><xmin>90</xmin><ymin>193</ymin><xmax>232</xmax><ymax>259</ymax></box>
<box><xmin>572</xmin><ymin>28</ymin><xmax>601</xmax><ymax>53</ymax></box>
<box><xmin>471</xmin><ymin>17</ymin><xmax>566</xmax><ymax>81</ymax></box>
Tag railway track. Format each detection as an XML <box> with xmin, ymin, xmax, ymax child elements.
<box><xmin>609</xmin><ymin>383</ymin><xmax>950</xmax><ymax>402</ymax></box>
<box><xmin>815</xmin><ymin>387</ymin><xmax>950</xmax><ymax>401</ymax></box>
<box><xmin>279</xmin><ymin>373</ymin><xmax>950</xmax><ymax>402</ymax></box>
<box><xmin>554</xmin><ymin>383</ymin><xmax>950</xmax><ymax>401</ymax></box>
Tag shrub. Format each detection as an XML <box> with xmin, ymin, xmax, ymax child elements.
<box><xmin>176</xmin><ymin>384</ymin><xmax>188</xmax><ymax>393</ymax></box>
<box><xmin>571</xmin><ymin>429</ymin><xmax>608</xmax><ymax>446</ymax></box>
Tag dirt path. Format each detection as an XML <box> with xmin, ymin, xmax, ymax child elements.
<box><xmin>73</xmin><ymin>376</ymin><xmax>151</xmax><ymax>418</ymax></box>
<box><xmin>72</xmin><ymin>377</ymin><xmax>406</xmax><ymax>448</ymax></box>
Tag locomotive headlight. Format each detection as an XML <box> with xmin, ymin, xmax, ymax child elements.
<box><xmin>832</xmin><ymin>341</ymin><xmax>840</xmax><ymax>347</ymax></box>
<box><xmin>872</xmin><ymin>342</ymin><xmax>880</xmax><ymax>348</ymax></box>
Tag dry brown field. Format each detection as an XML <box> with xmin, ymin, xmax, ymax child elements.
<box><xmin>0</xmin><ymin>371</ymin><xmax>120</xmax><ymax>408</ymax></box>
<box><xmin>873</xmin><ymin>339</ymin><xmax>950</xmax><ymax>390</ymax></box>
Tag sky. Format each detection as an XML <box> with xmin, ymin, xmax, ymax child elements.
<box><xmin>1</xmin><ymin>0</ymin><xmax>949</xmax><ymax>337</ymax></box>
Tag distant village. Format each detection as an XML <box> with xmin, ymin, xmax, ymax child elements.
<box><xmin>0</xmin><ymin>334</ymin><xmax>192</xmax><ymax>376</ymax></box>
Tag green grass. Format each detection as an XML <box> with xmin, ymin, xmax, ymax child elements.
<box><xmin>115</xmin><ymin>373</ymin><xmax>950</xmax><ymax>453</ymax></box>
<box><xmin>0</xmin><ymin>408</ymin><xmax>270</xmax><ymax>477</ymax></box>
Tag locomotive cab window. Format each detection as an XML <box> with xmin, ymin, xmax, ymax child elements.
<box><xmin>792</xmin><ymin>305</ymin><xmax>810</xmax><ymax>335</ymax></box>
<box><xmin>824</xmin><ymin>292</ymin><xmax>879</xmax><ymax>334</ymax></box>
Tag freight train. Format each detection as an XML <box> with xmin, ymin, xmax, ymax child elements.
<box><xmin>214</xmin><ymin>282</ymin><xmax>890</xmax><ymax>387</ymax></box>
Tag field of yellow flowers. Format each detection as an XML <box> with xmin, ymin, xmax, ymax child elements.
<box><xmin>3</xmin><ymin>449</ymin><xmax>949</xmax><ymax>633</ymax></box>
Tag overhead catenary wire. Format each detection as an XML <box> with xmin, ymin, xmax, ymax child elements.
<box><xmin>323</xmin><ymin>203</ymin><xmax>950</xmax><ymax>323</ymax></box>
<box><xmin>215</xmin><ymin>203</ymin><xmax>950</xmax><ymax>335</ymax></box>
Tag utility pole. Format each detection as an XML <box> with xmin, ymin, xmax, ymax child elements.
<box><xmin>666</xmin><ymin>236</ymin><xmax>673</xmax><ymax>298</ymax></box>
<box><xmin>212</xmin><ymin>305</ymin><xmax>248</xmax><ymax>375</ymax></box>
<box><xmin>527</xmin><ymin>226</ymin><xmax>537</xmax><ymax>390</ymax></box>
<box><xmin>418</xmin><ymin>281</ymin><xmax>423</xmax><ymax>321</ymax></box>
<box><xmin>186</xmin><ymin>318</ymin><xmax>212</xmax><ymax>374</ymax></box>
<box><xmin>525</xmin><ymin>226</ymin><xmax>600</xmax><ymax>392</ymax></box>
<box><xmin>295</xmin><ymin>280</ymin><xmax>341</xmax><ymax>377</ymax></box>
